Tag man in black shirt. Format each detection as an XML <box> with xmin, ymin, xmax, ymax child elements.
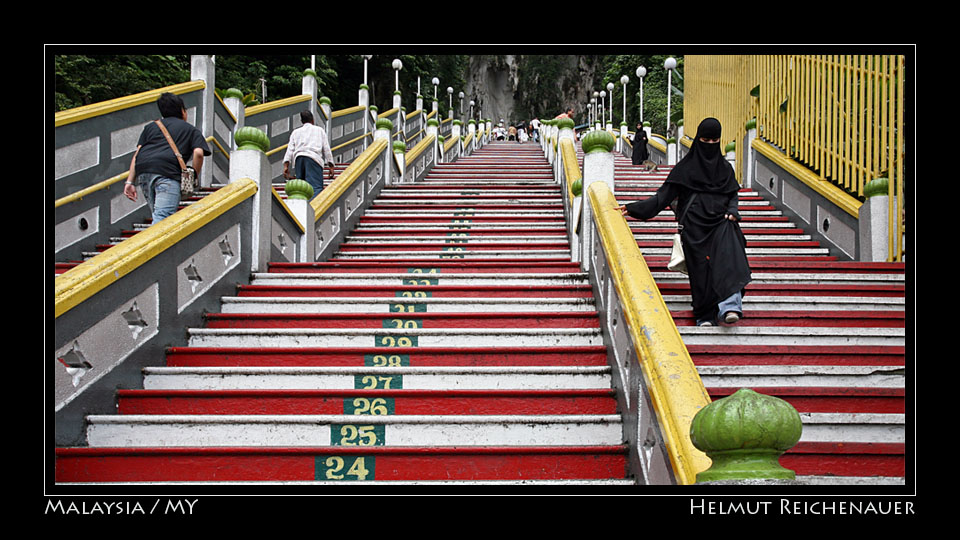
<box><xmin>123</xmin><ymin>92</ymin><xmax>211</xmax><ymax>223</ymax></box>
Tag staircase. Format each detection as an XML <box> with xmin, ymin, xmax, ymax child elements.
<box><xmin>612</xmin><ymin>152</ymin><xmax>906</xmax><ymax>485</ymax></box>
<box><xmin>55</xmin><ymin>142</ymin><xmax>632</xmax><ymax>485</ymax></box>
<box><xmin>54</xmin><ymin>141</ymin><xmax>906</xmax><ymax>486</ymax></box>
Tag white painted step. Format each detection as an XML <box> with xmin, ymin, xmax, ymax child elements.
<box><xmin>677</xmin><ymin>326</ymin><xmax>904</xmax><ymax>346</ymax></box>
<box><xmin>697</xmin><ymin>364</ymin><xmax>904</xmax><ymax>388</ymax></box>
<box><xmin>661</xmin><ymin>294</ymin><xmax>904</xmax><ymax>311</ymax></box>
<box><xmin>247</xmin><ymin>273</ymin><xmax>588</xmax><ymax>286</ymax></box>
<box><xmin>219</xmin><ymin>296</ymin><xmax>597</xmax><ymax>314</ymax></box>
<box><xmin>651</xmin><ymin>271</ymin><xmax>903</xmax><ymax>285</ymax></box>
<box><xmin>186</xmin><ymin>327</ymin><xmax>604</xmax><ymax>348</ymax></box>
<box><xmin>332</xmin><ymin>250</ymin><xmax>572</xmax><ymax>259</ymax></box>
<box><xmin>85</xmin><ymin>414</ymin><xmax>624</xmax><ymax>447</ymax></box>
<box><xmin>142</xmin><ymin>366</ymin><xmax>613</xmax><ymax>390</ymax></box>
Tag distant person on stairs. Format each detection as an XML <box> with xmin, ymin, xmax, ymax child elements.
<box><xmin>619</xmin><ymin>117</ymin><xmax>752</xmax><ymax>326</ymax></box>
<box><xmin>283</xmin><ymin>110</ymin><xmax>336</xmax><ymax>196</ymax></box>
<box><xmin>631</xmin><ymin>122</ymin><xmax>649</xmax><ymax>165</ymax></box>
<box><xmin>123</xmin><ymin>92</ymin><xmax>211</xmax><ymax>224</ymax></box>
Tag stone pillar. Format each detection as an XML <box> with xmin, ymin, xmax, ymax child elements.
<box><xmin>375</xmin><ymin>119</ymin><xmax>394</xmax><ymax>186</ymax></box>
<box><xmin>743</xmin><ymin>119</ymin><xmax>757</xmax><ymax>189</ymax></box>
<box><xmin>579</xmin><ymin>130</ymin><xmax>616</xmax><ymax>272</ymax></box>
<box><xmin>859</xmin><ymin>177</ymin><xmax>895</xmax><ymax>262</ymax></box>
<box><xmin>302</xmin><ymin>70</ymin><xmax>319</xmax><ymax>122</ymax></box>
<box><xmin>190</xmin><ymin>55</ymin><xmax>216</xmax><ymax>187</ymax></box>
<box><xmin>467</xmin><ymin>120</ymin><xmax>476</xmax><ymax>153</ymax></box>
<box><xmin>222</xmin><ymin>88</ymin><xmax>246</xmax><ymax>150</ymax></box>
<box><xmin>359</xmin><ymin>85</ymin><xmax>370</xmax><ymax>149</ymax></box>
<box><xmin>667</xmin><ymin>137</ymin><xmax>678</xmax><ymax>166</ymax></box>
<box><xmin>392</xmin><ymin>140</ymin><xmax>407</xmax><ymax>184</ymax></box>
<box><xmin>690</xmin><ymin>388</ymin><xmax>803</xmax><ymax>485</ymax></box>
<box><xmin>283</xmin><ymin>179</ymin><xmax>316</xmax><ymax>262</ymax></box>
<box><xmin>319</xmin><ymin>97</ymin><xmax>332</xmax><ymax>136</ymax></box>
<box><xmin>229</xmin><ymin>126</ymin><xmax>272</xmax><ymax>273</ymax></box>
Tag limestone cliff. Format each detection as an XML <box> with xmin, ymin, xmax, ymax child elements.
<box><xmin>464</xmin><ymin>54</ymin><xmax>600</xmax><ymax>126</ymax></box>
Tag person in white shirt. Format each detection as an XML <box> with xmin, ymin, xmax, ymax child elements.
<box><xmin>282</xmin><ymin>110</ymin><xmax>335</xmax><ymax>195</ymax></box>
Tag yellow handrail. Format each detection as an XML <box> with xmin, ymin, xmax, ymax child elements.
<box><xmin>55</xmin><ymin>178</ymin><xmax>258</xmax><ymax>318</ymax></box>
<box><xmin>311</xmin><ymin>139</ymin><xmax>388</xmax><ymax>219</ymax></box>
<box><xmin>559</xmin><ymin>138</ymin><xmax>581</xmax><ymax>207</ymax></box>
<box><xmin>405</xmin><ymin>134</ymin><xmax>435</xmax><ymax>163</ymax></box>
<box><xmin>587</xmin><ymin>181</ymin><xmax>713</xmax><ymax>485</ymax></box>
<box><xmin>55</xmin><ymin>81</ymin><xmax>206</xmax><ymax>127</ymax></box>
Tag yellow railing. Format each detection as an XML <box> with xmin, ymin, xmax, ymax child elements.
<box><xmin>559</xmin><ymin>138</ymin><xmax>581</xmax><ymax>206</ymax></box>
<box><xmin>311</xmin><ymin>139</ymin><xmax>388</xmax><ymax>219</ymax></box>
<box><xmin>54</xmin><ymin>178</ymin><xmax>258</xmax><ymax>318</ymax></box>
<box><xmin>587</xmin><ymin>181</ymin><xmax>712</xmax><ymax>485</ymax></box>
<box><xmin>684</xmin><ymin>54</ymin><xmax>906</xmax><ymax>261</ymax></box>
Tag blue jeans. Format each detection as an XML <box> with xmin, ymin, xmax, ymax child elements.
<box><xmin>697</xmin><ymin>291</ymin><xmax>743</xmax><ymax>326</ymax></box>
<box><xmin>137</xmin><ymin>173</ymin><xmax>181</xmax><ymax>224</ymax></box>
<box><xmin>295</xmin><ymin>156</ymin><xmax>326</xmax><ymax>196</ymax></box>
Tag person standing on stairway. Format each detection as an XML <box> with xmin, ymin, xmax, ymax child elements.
<box><xmin>631</xmin><ymin>121</ymin><xmax>649</xmax><ymax>165</ymax></box>
<box><xmin>123</xmin><ymin>92</ymin><xmax>211</xmax><ymax>224</ymax></box>
<box><xmin>619</xmin><ymin>117</ymin><xmax>751</xmax><ymax>326</ymax></box>
<box><xmin>282</xmin><ymin>110</ymin><xmax>336</xmax><ymax>196</ymax></box>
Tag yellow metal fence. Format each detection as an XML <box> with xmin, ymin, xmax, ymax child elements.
<box><xmin>684</xmin><ymin>54</ymin><xmax>906</xmax><ymax>262</ymax></box>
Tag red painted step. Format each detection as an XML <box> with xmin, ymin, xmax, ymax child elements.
<box><xmin>688</xmin><ymin>345</ymin><xmax>905</xmax><ymax>367</ymax></box>
<box><xmin>655</xmin><ymin>282</ymin><xmax>904</xmax><ymax>297</ymax></box>
<box><xmin>164</xmin><ymin>346</ymin><xmax>610</xmax><ymax>368</ymax></box>
<box><xmin>235</xmin><ymin>284</ymin><xmax>594</xmax><ymax>298</ymax></box>
<box><xmin>336</xmin><ymin>241</ymin><xmax>570</xmax><ymax>251</ymax></box>
<box><xmin>268</xmin><ymin>261</ymin><xmax>583</xmax><ymax>274</ymax></box>
<box><xmin>204</xmin><ymin>311</ymin><xmax>602</xmax><ymax>329</ymax></box>
<box><xmin>707</xmin><ymin>386</ymin><xmax>905</xmax><ymax>414</ymax></box>
<box><xmin>781</xmin><ymin>442</ymin><xmax>905</xmax><ymax>478</ymax></box>
<box><xmin>55</xmin><ymin>445</ymin><xmax>629</xmax><ymax>483</ymax></box>
<box><xmin>671</xmin><ymin>310</ymin><xmax>904</xmax><ymax>328</ymax></box>
<box><xmin>116</xmin><ymin>388</ymin><xmax>618</xmax><ymax>415</ymax></box>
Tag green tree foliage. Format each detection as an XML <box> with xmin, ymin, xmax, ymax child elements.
<box><xmin>597</xmin><ymin>54</ymin><xmax>684</xmax><ymax>136</ymax></box>
<box><xmin>54</xmin><ymin>54</ymin><xmax>468</xmax><ymax>118</ymax></box>
<box><xmin>54</xmin><ymin>55</ymin><xmax>191</xmax><ymax>110</ymax></box>
<box><xmin>53</xmin><ymin>53</ymin><xmax>679</xmax><ymax>137</ymax></box>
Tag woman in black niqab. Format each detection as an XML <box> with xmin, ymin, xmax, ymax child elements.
<box><xmin>620</xmin><ymin>118</ymin><xmax>752</xmax><ymax>325</ymax></box>
<box><xmin>631</xmin><ymin>122</ymin><xmax>649</xmax><ymax>165</ymax></box>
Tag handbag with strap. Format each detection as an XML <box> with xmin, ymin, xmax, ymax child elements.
<box><xmin>667</xmin><ymin>194</ymin><xmax>697</xmax><ymax>275</ymax></box>
<box><xmin>154</xmin><ymin>119</ymin><xmax>197</xmax><ymax>198</ymax></box>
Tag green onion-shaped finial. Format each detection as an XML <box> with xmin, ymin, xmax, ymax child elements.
<box><xmin>690</xmin><ymin>388</ymin><xmax>803</xmax><ymax>483</ymax></box>
<box><xmin>581</xmin><ymin>130</ymin><xmax>616</xmax><ymax>154</ymax></box>
<box><xmin>234</xmin><ymin>126</ymin><xmax>269</xmax><ymax>152</ymax></box>
<box><xmin>284</xmin><ymin>178</ymin><xmax>314</xmax><ymax>201</ymax></box>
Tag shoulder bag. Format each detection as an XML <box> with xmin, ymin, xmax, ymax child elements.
<box><xmin>154</xmin><ymin>119</ymin><xmax>197</xmax><ymax>198</ymax></box>
<box><xmin>667</xmin><ymin>193</ymin><xmax>697</xmax><ymax>275</ymax></box>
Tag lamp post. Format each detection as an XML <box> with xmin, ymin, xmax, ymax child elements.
<box><xmin>459</xmin><ymin>91</ymin><xmax>464</xmax><ymax>119</ymax></box>
<box><xmin>606</xmin><ymin>82</ymin><xmax>615</xmax><ymax>126</ymax></box>
<box><xmin>447</xmin><ymin>86</ymin><xmax>453</xmax><ymax>119</ymax></box>
<box><xmin>599</xmin><ymin>90</ymin><xmax>606</xmax><ymax>129</ymax></box>
<box><xmin>363</xmin><ymin>55</ymin><xmax>372</xmax><ymax>86</ymax></box>
<box><xmin>665</xmin><ymin>57</ymin><xmax>677</xmax><ymax>136</ymax></box>
<box><xmin>392</xmin><ymin>58</ymin><xmax>402</xmax><ymax>92</ymax></box>
<box><xmin>635</xmin><ymin>66</ymin><xmax>646</xmax><ymax>124</ymax></box>
<box><xmin>620</xmin><ymin>75</ymin><xmax>628</xmax><ymax>125</ymax></box>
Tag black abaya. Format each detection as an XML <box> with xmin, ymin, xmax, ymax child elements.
<box><xmin>624</xmin><ymin>118</ymin><xmax>751</xmax><ymax>323</ymax></box>
<box><xmin>631</xmin><ymin>129</ymin><xmax>649</xmax><ymax>165</ymax></box>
